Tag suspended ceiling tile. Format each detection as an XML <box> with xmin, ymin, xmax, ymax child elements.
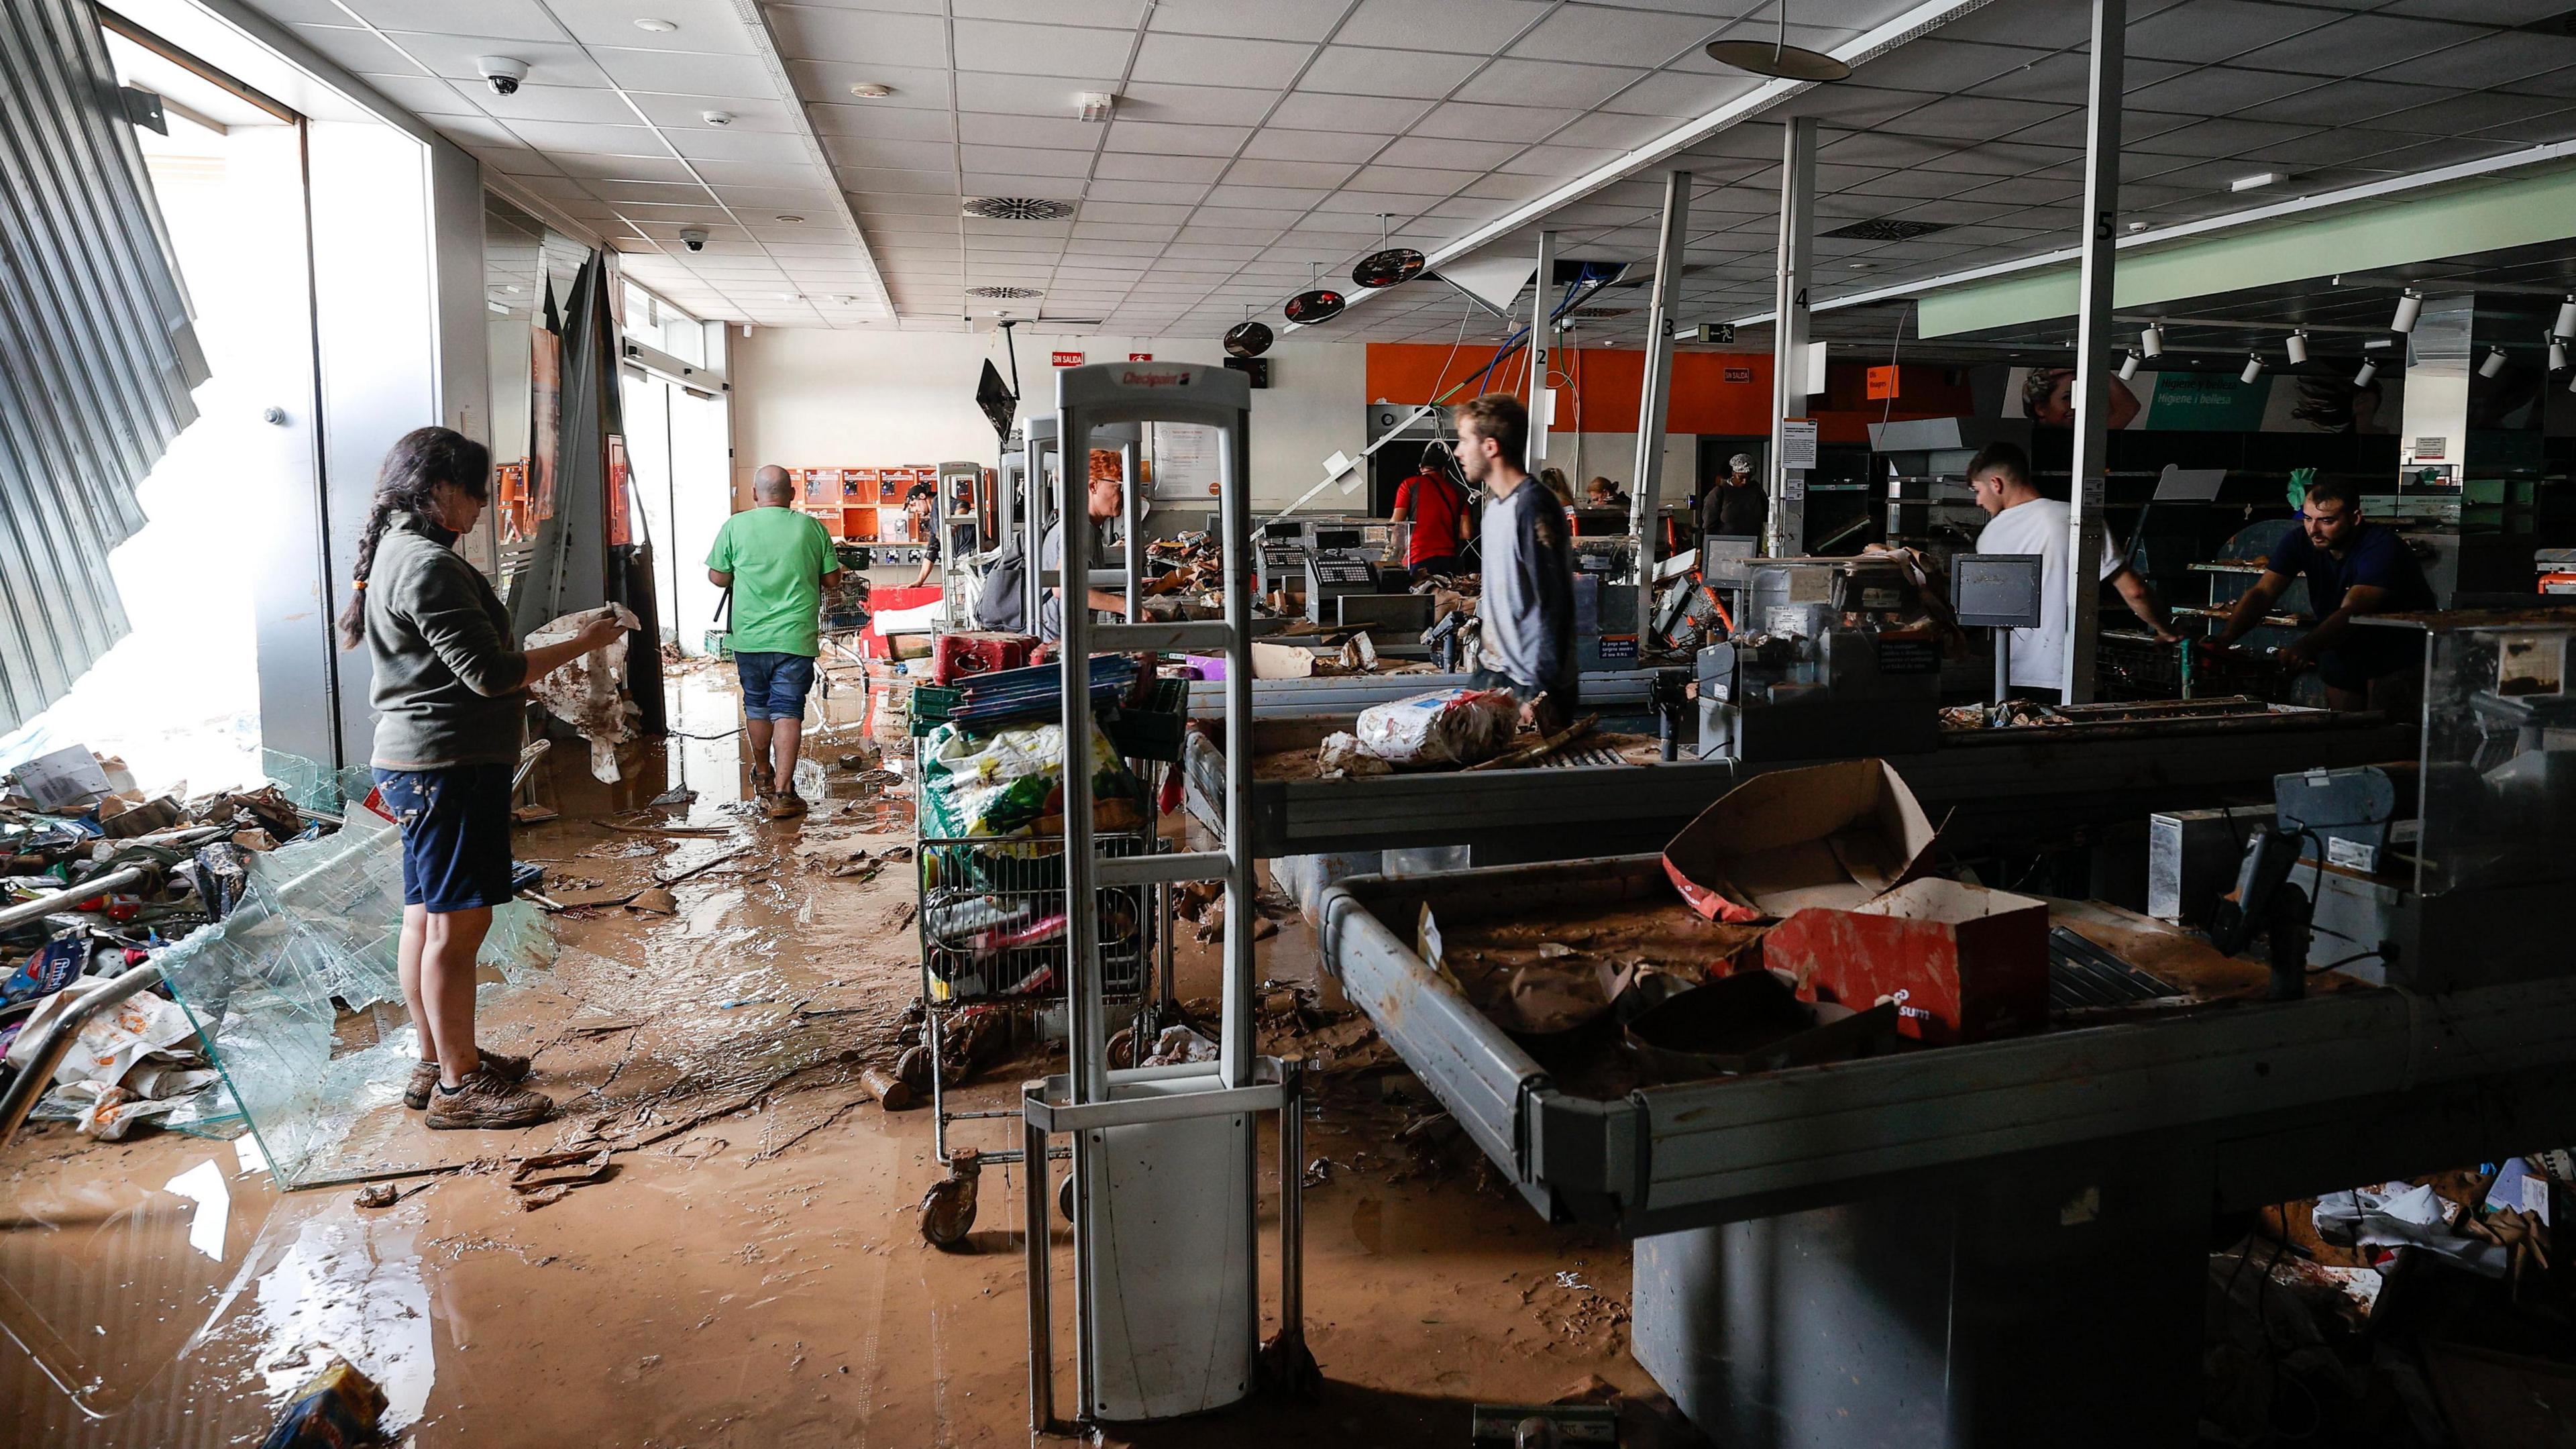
<box><xmin>1112</xmin><ymin>81</ymin><xmax>1285</xmax><ymax>125</ymax></box>
<box><xmin>2235</xmin><ymin>77</ymin><xmax>2455</xmax><ymax>127</ymax></box>
<box><xmin>2234</xmin><ymin>13</ymin><xmax>2490</xmax><ymax>78</ymax></box>
<box><xmin>1104</xmin><ymin>120</ymin><xmax>1254</xmax><ymax>156</ymax></box>
<box><xmin>953</xmin><ymin>18</ymin><xmax>1136</xmax><ymax>75</ymax></box>
<box><xmin>847</xmin><ymin>189</ymin><xmax>966</xmax><ymax>215</ymax></box>
<box><xmin>953</xmin><ymin>70</ymin><xmax>1117</xmax><ymax>115</ymax></box>
<box><xmin>1098</xmin><ymin>152</ymin><xmax>1231</xmax><ymax>182</ymax></box>
<box><xmin>957</xmin><ymin>112</ymin><xmax>1099</xmax><ymax>149</ymax></box>
<box><xmin>665</xmin><ymin>128</ymin><xmax>817</xmax><ymax>164</ymax></box>
<box><xmin>544</xmin><ymin>0</ymin><xmax>757</xmax><ymax>52</ymax></box>
<box><xmin>1150</xmin><ymin>0</ymin><xmax>1348</xmax><ymax>43</ymax></box>
<box><xmin>839</xmin><ymin>164</ymin><xmax>963</xmax><ymax>193</ymax></box>
<box><xmin>1380</xmin><ymin>134</ymin><xmax>1530</xmax><ymax>171</ymax></box>
<box><xmin>333</xmin><ymin>0</ymin><xmax>566</xmax><ymax>42</ymax></box>
<box><xmin>555</xmin><ymin>152</ymin><xmax>701</xmax><ymax>182</ymax></box>
<box><xmin>1223</xmin><ymin>157</ymin><xmax>1361</xmax><ymax>189</ymax></box>
<box><xmin>784</xmin><ymin>60</ymin><xmax>956</xmax><ymax>108</ymax></box>
<box><xmin>2126</xmin><ymin>0</ymin><xmax>2335</xmax><ymax>64</ymax></box>
<box><xmin>766</xmin><ymin>5</ymin><xmax>951</xmax><ymax>66</ymax></box>
<box><xmin>1086</xmin><ymin>178</ymin><xmax>1214</xmax><ymax>203</ymax></box>
<box><xmin>628</xmin><ymin>91</ymin><xmax>801</xmax><ymax>131</ymax></box>
<box><xmin>820</xmin><ymin>134</ymin><xmax>956</xmax><ymax>170</ymax></box>
<box><xmin>586</xmin><ymin>46</ymin><xmax>775</xmax><ymax>95</ymax></box>
<box><xmin>1300</xmin><ymin>45</ymin><xmax>1483</xmax><ymax>98</ymax></box>
<box><xmin>806</xmin><ymin>100</ymin><xmax>959</xmax><ymax>139</ymax></box>
<box><xmin>1506</xmin><ymin>5</ymin><xmax>1722</xmax><ymax>66</ymax></box>
<box><xmin>962</xmin><ymin>144</ymin><xmax>1094</xmax><ymax>176</ymax></box>
<box><xmin>1266</xmin><ymin>91</ymin><xmax>1432</xmax><ymax>132</ymax></box>
<box><xmin>1130</xmin><ymin>32</ymin><xmax>1315</xmax><ymax>88</ymax></box>
<box><xmin>1456</xmin><ymin>58</ymin><xmax>1650</xmax><ymax>111</ymax></box>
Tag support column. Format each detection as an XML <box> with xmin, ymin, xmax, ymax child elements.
<box><xmin>1631</xmin><ymin>170</ymin><xmax>1691</xmax><ymax>646</ymax></box>
<box><xmin>1527</xmin><ymin>229</ymin><xmax>1558</xmax><ymax>482</ymax></box>
<box><xmin>2062</xmin><ymin>0</ymin><xmax>2127</xmax><ymax>704</ymax></box>
<box><xmin>1768</xmin><ymin>118</ymin><xmax>1816</xmax><ymax>558</ymax></box>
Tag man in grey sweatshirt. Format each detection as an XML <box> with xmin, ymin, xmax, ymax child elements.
<box><xmin>1454</xmin><ymin>393</ymin><xmax>1576</xmax><ymax>733</ymax></box>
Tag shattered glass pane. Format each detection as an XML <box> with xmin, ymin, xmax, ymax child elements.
<box><xmin>156</xmin><ymin>795</ymin><xmax>555</xmax><ymax>1189</ymax></box>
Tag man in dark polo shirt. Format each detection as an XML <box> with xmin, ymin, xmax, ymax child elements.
<box><xmin>2206</xmin><ymin>478</ymin><xmax>2435</xmax><ymax>710</ymax></box>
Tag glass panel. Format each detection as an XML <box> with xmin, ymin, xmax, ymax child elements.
<box><xmin>156</xmin><ymin>781</ymin><xmax>555</xmax><ymax>1189</ymax></box>
<box><xmin>2416</xmin><ymin>620</ymin><xmax>2576</xmax><ymax>897</ymax></box>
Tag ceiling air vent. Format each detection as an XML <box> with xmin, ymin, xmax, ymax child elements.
<box><xmin>967</xmin><ymin>286</ymin><xmax>1042</xmax><ymax>299</ymax></box>
<box><xmin>1820</xmin><ymin>218</ymin><xmax>1950</xmax><ymax>242</ymax></box>
<box><xmin>964</xmin><ymin>197</ymin><xmax>1075</xmax><ymax>221</ymax></box>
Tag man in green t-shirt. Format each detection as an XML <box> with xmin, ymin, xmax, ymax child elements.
<box><xmin>706</xmin><ymin>466</ymin><xmax>843</xmax><ymax>819</ymax></box>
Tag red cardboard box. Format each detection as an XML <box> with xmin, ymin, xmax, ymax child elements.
<box><xmin>1661</xmin><ymin>759</ymin><xmax>1937</xmax><ymax>924</ymax></box>
<box><xmin>1756</xmin><ymin>879</ymin><xmax>2050</xmax><ymax>1044</ymax></box>
<box><xmin>932</xmin><ymin>631</ymin><xmax>1034</xmax><ymax>684</ymax></box>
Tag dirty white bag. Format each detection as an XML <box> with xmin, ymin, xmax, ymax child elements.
<box><xmin>1316</xmin><ymin>731</ymin><xmax>1392</xmax><ymax>777</ymax></box>
<box><xmin>1353</xmin><ymin>687</ymin><xmax>1519</xmax><ymax>767</ymax></box>
<box><xmin>525</xmin><ymin>604</ymin><xmax>643</xmax><ymax>782</ymax></box>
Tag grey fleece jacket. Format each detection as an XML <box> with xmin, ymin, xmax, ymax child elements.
<box><xmin>1477</xmin><ymin>478</ymin><xmax>1575</xmax><ymax>698</ymax></box>
<box><xmin>364</xmin><ymin>515</ymin><xmax>529</xmax><ymax>769</ymax></box>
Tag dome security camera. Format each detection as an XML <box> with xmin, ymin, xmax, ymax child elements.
<box><xmin>478</xmin><ymin>56</ymin><xmax>529</xmax><ymax>97</ymax></box>
<box><xmin>678</xmin><ymin>227</ymin><xmax>708</xmax><ymax>252</ymax></box>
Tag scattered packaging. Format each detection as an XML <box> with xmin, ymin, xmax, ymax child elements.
<box><xmin>525</xmin><ymin>604</ymin><xmax>645</xmax><ymax>782</ymax></box>
<box><xmin>1316</xmin><ymin>733</ymin><xmax>1392</xmax><ymax>778</ymax></box>
<box><xmin>1354</xmin><ymin>687</ymin><xmax>1519</xmax><ymax>768</ymax></box>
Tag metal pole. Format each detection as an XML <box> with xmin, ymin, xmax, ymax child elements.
<box><xmin>0</xmin><ymin>960</ymin><xmax>164</xmax><ymax>1152</ymax></box>
<box><xmin>1218</xmin><ymin>410</ymin><xmax>1257</xmax><ymax>1091</ymax></box>
<box><xmin>1631</xmin><ymin>170</ymin><xmax>1691</xmax><ymax>648</ymax></box>
<box><xmin>1995</xmin><ymin>629</ymin><xmax>2010</xmax><ymax>704</ymax></box>
<box><xmin>1768</xmin><ymin>117</ymin><xmax>1816</xmax><ymax>559</ymax></box>
<box><xmin>1120</xmin><ymin>438</ymin><xmax>1142</xmax><ymax>621</ymax></box>
<box><xmin>1023</xmin><ymin>1111</ymin><xmax>1056</xmax><ymax>1436</ymax></box>
<box><xmin>1053</xmin><ymin>393</ymin><xmax>1106</xmax><ymax>1427</ymax></box>
<box><xmin>1526</xmin><ymin>229</ymin><xmax>1557</xmax><ymax>484</ymax></box>
<box><xmin>1022</xmin><ymin>423</ymin><xmax>1046</xmax><ymax>633</ymax></box>
<box><xmin>1278</xmin><ymin>1059</ymin><xmax>1305</xmax><ymax>1348</ymax></box>
<box><xmin>0</xmin><ymin>865</ymin><xmax>148</xmax><ymax>933</ymax></box>
<box><xmin>2063</xmin><ymin>0</ymin><xmax>2127</xmax><ymax>704</ymax></box>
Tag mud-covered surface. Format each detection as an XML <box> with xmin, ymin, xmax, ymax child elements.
<box><xmin>0</xmin><ymin>658</ymin><xmax>1670</xmax><ymax>1449</ymax></box>
<box><xmin>1250</xmin><ymin>730</ymin><xmax>1670</xmax><ymax>782</ymax></box>
<box><xmin>1420</xmin><ymin>888</ymin><xmax>2381</xmax><ymax>1102</ymax></box>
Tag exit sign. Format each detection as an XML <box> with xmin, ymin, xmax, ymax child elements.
<box><xmin>1051</xmin><ymin>350</ymin><xmax>1084</xmax><ymax>367</ymax></box>
<box><xmin>1867</xmin><ymin>364</ymin><xmax>1900</xmax><ymax>400</ymax></box>
<box><xmin>1128</xmin><ymin>352</ymin><xmax>1152</xmax><ymax>361</ymax></box>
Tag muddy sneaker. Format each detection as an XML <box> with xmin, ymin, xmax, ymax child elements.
<box><xmin>765</xmin><ymin>791</ymin><xmax>809</xmax><ymax>820</ymax></box>
<box><xmin>424</xmin><ymin>1067</ymin><xmax>555</xmax><ymax>1131</ymax></box>
<box><xmin>402</xmin><ymin>1051</ymin><xmax>531</xmax><ymax>1110</ymax></box>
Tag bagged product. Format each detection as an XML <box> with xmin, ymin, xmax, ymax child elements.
<box><xmin>918</xmin><ymin>720</ymin><xmax>1146</xmax><ymax>839</ymax></box>
<box><xmin>1353</xmin><ymin>687</ymin><xmax>1519</xmax><ymax>767</ymax></box>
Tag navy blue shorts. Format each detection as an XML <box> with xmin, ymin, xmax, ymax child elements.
<box><xmin>735</xmin><ymin>651</ymin><xmax>816</xmax><ymax>721</ymax></box>
<box><xmin>375</xmin><ymin>764</ymin><xmax>515</xmax><ymax>914</ymax></box>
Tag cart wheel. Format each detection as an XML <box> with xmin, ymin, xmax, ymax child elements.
<box><xmin>1058</xmin><ymin>1171</ymin><xmax>1075</xmax><ymax>1223</ymax></box>
<box><xmin>920</xmin><ymin>1149</ymin><xmax>981</xmax><ymax>1249</ymax></box>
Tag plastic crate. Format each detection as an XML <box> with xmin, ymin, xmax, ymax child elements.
<box><xmin>1102</xmin><ymin>676</ymin><xmax>1187</xmax><ymax>761</ymax></box>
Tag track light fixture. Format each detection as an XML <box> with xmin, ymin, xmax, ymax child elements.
<box><xmin>2557</xmin><ymin>294</ymin><xmax>2576</xmax><ymax>339</ymax></box>
<box><xmin>2139</xmin><ymin>323</ymin><xmax>2164</xmax><ymax>358</ymax></box>
<box><xmin>2241</xmin><ymin>355</ymin><xmax>2265</xmax><ymax>385</ymax></box>
<box><xmin>2391</xmin><ymin>290</ymin><xmax>2422</xmax><ymax>335</ymax></box>
<box><xmin>2354</xmin><ymin>358</ymin><xmax>2379</xmax><ymax>386</ymax></box>
<box><xmin>2479</xmin><ymin>345</ymin><xmax>2508</xmax><ymax>378</ymax></box>
<box><xmin>2285</xmin><ymin>331</ymin><xmax>2308</xmax><ymax>367</ymax></box>
<box><xmin>2552</xmin><ymin>337</ymin><xmax>2570</xmax><ymax>374</ymax></box>
<box><xmin>2117</xmin><ymin>351</ymin><xmax>2140</xmax><ymax>380</ymax></box>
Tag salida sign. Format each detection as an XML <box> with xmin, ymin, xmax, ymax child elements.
<box><xmin>1051</xmin><ymin>350</ymin><xmax>1084</xmax><ymax>367</ymax></box>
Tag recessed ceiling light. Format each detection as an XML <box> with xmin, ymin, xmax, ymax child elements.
<box><xmin>2229</xmin><ymin>171</ymin><xmax>2282</xmax><ymax>193</ymax></box>
<box><xmin>1846</xmin><ymin>261</ymin><xmax>1874</xmax><ymax>270</ymax></box>
<box><xmin>634</xmin><ymin>17</ymin><xmax>678</xmax><ymax>32</ymax></box>
<box><xmin>2127</xmin><ymin>221</ymin><xmax>2150</xmax><ymax>232</ymax></box>
<box><xmin>775</xmin><ymin>214</ymin><xmax>805</xmax><ymax>223</ymax></box>
<box><xmin>849</xmin><ymin>82</ymin><xmax>894</xmax><ymax>99</ymax></box>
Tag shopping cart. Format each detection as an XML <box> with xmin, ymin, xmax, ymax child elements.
<box><xmin>908</xmin><ymin>751</ymin><xmax>1179</xmax><ymax>1244</ymax></box>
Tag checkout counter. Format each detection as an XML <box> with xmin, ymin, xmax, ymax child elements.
<box><xmin>1311</xmin><ymin>610</ymin><xmax>2576</xmax><ymax>1446</ymax></box>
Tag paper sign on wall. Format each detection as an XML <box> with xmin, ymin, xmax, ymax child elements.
<box><xmin>1051</xmin><ymin>350</ymin><xmax>1084</xmax><ymax>368</ymax></box>
<box><xmin>1867</xmin><ymin>365</ymin><xmax>1899</xmax><ymax>400</ymax></box>
<box><xmin>1780</xmin><ymin>419</ymin><xmax>1819</xmax><ymax>470</ymax></box>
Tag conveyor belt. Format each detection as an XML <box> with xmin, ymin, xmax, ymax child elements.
<box><xmin>1187</xmin><ymin>706</ymin><xmax>2416</xmax><ymax>861</ymax></box>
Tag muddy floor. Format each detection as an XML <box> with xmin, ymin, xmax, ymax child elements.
<box><xmin>0</xmin><ymin>657</ymin><xmax>1662</xmax><ymax>1448</ymax></box>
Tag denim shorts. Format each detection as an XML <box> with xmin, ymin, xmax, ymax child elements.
<box><xmin>735</xmin><ymin>651</ymin><xmax>817</xmax><ymax>721</ymax></box>
<box><xmin>374</xmin><ymin>763</ymin><xmax>515</xmax><ymax>914</ymax></box>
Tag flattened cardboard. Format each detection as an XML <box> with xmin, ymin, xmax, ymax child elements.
<box><xmin>1662</xmin><ymin>758</ymin><xmax>1937</xmax><ymax>924</ymax></box>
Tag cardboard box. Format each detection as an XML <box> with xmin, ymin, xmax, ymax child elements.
<box><xmin>1758</xmin><ymin>878</ymin><xmax>2050</xmax><ymax>1044</ymax></box>
<box><xmin>1662</xmin><ymin>758</ymin><xmax>1935</xmax><ymax>924</ymax></box>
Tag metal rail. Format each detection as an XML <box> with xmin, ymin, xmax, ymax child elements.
<box><xmin>0</xmin><ymin>959</ymin><xmax>164</xmax><ymax>1152</ymax></box>
<box><xmin>0</xmin><ymin>864</ymin><xmax>148</xmax><ymax>932</ymax></box>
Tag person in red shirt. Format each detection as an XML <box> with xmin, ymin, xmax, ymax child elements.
<box><xmin>1392</xmin><ymin>458</ymin><xmax>1470</xmax><ymax>582</ymax></box>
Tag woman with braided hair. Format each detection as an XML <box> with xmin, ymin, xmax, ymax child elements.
<box><xmin>339</xmin><ymin>426</ymin><xmax>625</xmax><ymax>1130</ymax></box>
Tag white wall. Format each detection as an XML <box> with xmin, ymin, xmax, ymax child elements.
<box><xmin>731</xmin><ymin>328</ymin><xmax>1364</xmax><ymax>513</ymax></box>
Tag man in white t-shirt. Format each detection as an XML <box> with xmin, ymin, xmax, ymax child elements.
<box><xmin>1968</xmin><ymin>441</ymin><xmax>2178</xmax><ymax>700</ymax></box>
